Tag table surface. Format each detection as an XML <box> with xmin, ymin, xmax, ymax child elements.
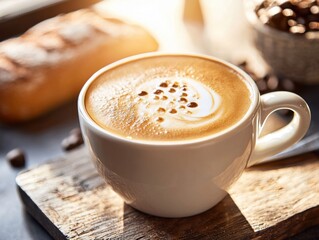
<box><xmin>1</xmin><ymin>0</ymin><xmax>319</xmax><ymax>239</ymax></box>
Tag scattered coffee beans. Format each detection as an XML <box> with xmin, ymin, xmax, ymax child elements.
<box><xmin>61</xmin><ymin>128</ymin><xmax>84</xmax><ymax>151</ymax></box>
<box><xmin>236</xmin><ymin>60</ymin><xmax>299</xmax><ymax>94</ymax></box>
<box><xmin>256</xmin><ymin>0</ymin><xmax>319</xmax><ymax>36</ymax></box>
<box><xmin>237</xmin><ymin>60</ymin><xmax>299</xmax><ymax>117</ymax></box>
<box><xmin>281</xmin><ymin>78</ymin><xmax>297</xmax><ymax>92</ymax></box>
<box><xmin>6</xmin><ymin>148</ymin><xmax>26</xmax><ymax>168</ymax></box>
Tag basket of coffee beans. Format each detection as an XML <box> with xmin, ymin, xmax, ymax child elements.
<box><xmin>245</xmin><ymin>0</ymin><xmax>319</xmax><ymax>84</ymax></box>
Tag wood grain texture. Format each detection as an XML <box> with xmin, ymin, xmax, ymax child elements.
<box><xmin>16</xmin><ymin>147</ymin><xmax>319</xmax><ymax>240</ymax></box>
<box><xmin>229</xmin><ymin>154</ymin><xmax>319</xmax><ymax>232</ymax></box>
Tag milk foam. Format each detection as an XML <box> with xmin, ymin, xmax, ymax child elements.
<box><xmin>135</xmin><ymin>77</ymin><xmax>222</xmax><ymax>130</ymax></box>
<box><xmin>85</xmin><ymin>55</ymin><xmax>252</xmax><ymax>141</ymax></box>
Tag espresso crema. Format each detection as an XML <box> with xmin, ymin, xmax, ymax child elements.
<box><xmin>85</xmin><ymin>55</ymin><xmax>252</xmax><ymax>141</ymax></box>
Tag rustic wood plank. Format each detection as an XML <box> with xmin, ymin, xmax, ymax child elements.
<box><xmin>16</xmin><ymin>146</ymin><xmax>319</xmax><ymax>240</ymax></box>
<box><xmin>229</xmin><ymin>154</ymin><xmax>319</xmax><ymax>232</ymax></box>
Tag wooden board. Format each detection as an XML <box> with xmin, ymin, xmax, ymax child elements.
<box><xmin>16</xmin><ymin>147</ymin><xmax>319</xmax><ymax>240</ymax></box>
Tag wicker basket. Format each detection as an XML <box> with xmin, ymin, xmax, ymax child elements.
<box><xmin>245</xmin><ymin>0</ymin><xmax>319</xmax><ymax>84</ymax></box>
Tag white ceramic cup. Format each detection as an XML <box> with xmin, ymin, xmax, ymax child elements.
<box><xmin>78</xmin><ymin>53</ymin><xmax>311</xmax><ymax>218</ymax></box>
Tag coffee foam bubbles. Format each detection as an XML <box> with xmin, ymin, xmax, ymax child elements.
<box><xmin>135</xmin><ymin>77</ymin><xmax>222</xmax><ymax>130</ymax></box>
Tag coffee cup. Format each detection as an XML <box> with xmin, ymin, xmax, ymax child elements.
<box><xmin>78</xmin><ymin>53</ymin><xmax>311</xmax><ymax>218</ymax></box>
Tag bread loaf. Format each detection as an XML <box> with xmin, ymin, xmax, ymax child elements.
<box><xmin>0</xmin><ymin>9</ymin><xmax>158</xmax><ymax>123</ymax></box>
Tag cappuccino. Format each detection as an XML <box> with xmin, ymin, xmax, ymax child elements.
<box><xmin>85</xmin><ymin>55</ymin><xmax>252</xmax><ymax>141</ymax></box>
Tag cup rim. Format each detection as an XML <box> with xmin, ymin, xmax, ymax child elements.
<box><xmin>78</xmin><ymin>52</ymin><xmax>260</xmax><ymax>146</ymax></box>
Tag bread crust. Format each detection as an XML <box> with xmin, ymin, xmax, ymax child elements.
<box><xmin>0</xmin><ymin>9</ymin><xmax>158</xmax><ymax>123</ymax></box>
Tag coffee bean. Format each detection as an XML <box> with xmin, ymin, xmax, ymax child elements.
<box><xmin>236</xmin><ymin>59</ymin><xmax>304</xmax><ymax>94</ymax></box>
<box><xmin>310</xmin><ymin>5</ymin><xmax>319</xmax><ymax>14</ymax></box>
<box><xmin>256</xmin><ymin>79</ymin><xmax>268</xmax><ymax>93</ymax></box>
<box><xmin>257</xmin><ymin>0</ymin><xmax>319</xmax><ymax>34</ymax></box>
<box><xmin>282</xmin><ymin>8</ymin><xmax>296</xmax><ymax>18</ymax></box>
<box><xmin>309</xmin><ymin>21</ymin><xmax>319</xmax><ymax>29</ymax></box>
<box><xmin>288</xmin><ymin>19</ymin><xmax>298</xmax><ymax>26</ymax></box>
<box><xmin>62</xmin><ymin>129</ymin><xmax>84</xmax><ymax>151</ymax></box>
<box><xmin>280</xmin><ymin>78</ymin><xmax>297</xmax><ymax>92</ymax></box>
<box><xmin>267</xmin><ymin>6</ymin><xmax>290</xmax><ymax>31</ymax></box>
<box><xmin>266</xmin><ymin>74</ymin><xmax>280</xmax><ymax>90</ymax></box>
<box><xmin>6</xmin><ymin>148</ymin><xmax>26</xmax><ymax>168</ymax></box>
<box><xmin>290</xmin><ymin>24</ymin><xmax>306</xmax><ymax>33</ymax></box>
<box><xmin>259</xmin><ymin>13</ymin><xmax>270</xmax><ymax>24</ymax></box>
<box><xmin>62</xmin><ymin>135</ymin><xmax>83</xmax><ymax>151</ymax></box>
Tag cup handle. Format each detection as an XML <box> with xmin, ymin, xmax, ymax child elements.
<box><xmin>247</xmin><ymin>91</ymin><xmax>311</xmax><ymax>167</ymax></box>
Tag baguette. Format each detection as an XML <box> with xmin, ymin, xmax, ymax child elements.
<box><xmin>0</xmin><ymin>9</ymin><xmax>158</xmax><ymax>123</ymax></box>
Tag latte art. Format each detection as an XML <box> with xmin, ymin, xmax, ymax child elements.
<box><xmin>136</xmin><ymin>77</ymin><xmax>222</xmax><ymax>130</ymax></box>
<box><xmin>85</xmin><ymin>55</ymin><xmax>252</xmax><ymax>141</ymax></box>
